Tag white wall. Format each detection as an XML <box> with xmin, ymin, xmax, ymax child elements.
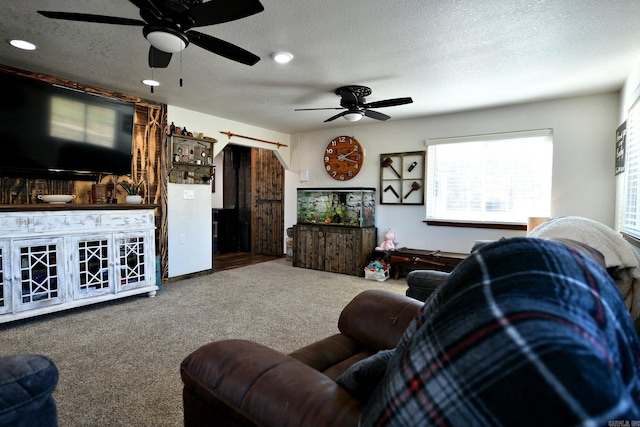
<box><xmin>169</xmin><ymin>93</ymin><xmax>620</xmax><ymax>256</ymax></box>
<box><xmin>167</xmin><ymin>183</ymin><xmax>212</xmax><ymax>277</ymax></box>
<box><xmin>168</xmin><ymin>105</ymin><xmax>292</xmax><ymax>209</ymax></box>
<box><xmin>289</xmin><ymin>93</ymin><xmax>620</xmax><ymax>253</ymax></box>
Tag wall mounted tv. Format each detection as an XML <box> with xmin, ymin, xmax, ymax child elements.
<box><xmin>0</xmin><ymin>72</ymin><xmax>135</xmax><ymax>178</ymax></box>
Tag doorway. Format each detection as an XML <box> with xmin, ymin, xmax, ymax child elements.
<box><xmin>214</xmin><ymin>145</ymin><xmax>284</xmax><ymax>268</ymax></box>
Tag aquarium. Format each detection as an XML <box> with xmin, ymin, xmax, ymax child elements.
<box><xmin>296</xmin><ymin>187</ymin><xmax>376</xmax><ymax>227</ymax></box>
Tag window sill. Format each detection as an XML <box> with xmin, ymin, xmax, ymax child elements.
<box><xmin>424</xmin><ymin>219</ymin><xmax>526</xmax><ymax>231</ymax></box>
<box><xmin>622</xmin><ymin>232</ymin><xmax>640</xmax><ymax>249</ymax></box>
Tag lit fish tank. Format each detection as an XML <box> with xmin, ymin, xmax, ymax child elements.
<box><xmin>296</xmin><ymin>187</ymin><xmax>376</xmax><ymax>227</ymax></box>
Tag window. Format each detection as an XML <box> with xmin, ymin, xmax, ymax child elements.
<box><xmin>426</xmin><ymin>130</ymin><xmax>553</xmax><ymax>225</ymax></box>
<box><xmin>622</xmin><ymin>97</ymin><xmax>640</xmax><ymax>238</ymax></box>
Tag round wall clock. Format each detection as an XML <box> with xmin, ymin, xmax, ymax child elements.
<box><xmin>324</xmin><ymin>135</ymin><xmax>364</xmax><ymax>181</ymax></box>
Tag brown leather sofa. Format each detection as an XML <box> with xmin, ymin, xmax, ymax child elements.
<box><xmin>180</xmin><ymin>289</ymin><xmax>422</xmax><ymax>427</ymax></box>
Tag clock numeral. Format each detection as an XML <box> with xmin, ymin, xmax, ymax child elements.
<box><xmin>338</xmin><ymin>136</ymin><xmax>346</xmax><ymax>142</ymax></box>
<box><xmin>332</xmin><ymin>171</ymin><xmax>337</xmax><ymax>177</ymax></box>
<box><xmin>354</xmin><ymin>146</ymin><xmax>359</xmax><ymax>151</ymax></box>
<box><xmin>330</xmin><ymin>141</ymin><xmax>337</xmax><ymax>147</ymax></box>
<box><xmin>326</xmin><ymin>148</ymin><xmax>334</xmax><ymax>154</ymax></box>
<box><xmin>326</xmin><ymin>165</ymin><xmax>332</xmax><ymax>171</ymax></box>
<box><xmin>324</xmin><ymin>156</ymin><xmax>330</xmax><ymax>163</ymax></box>
<box><xmin>339</xmin><ymin>174</ymin><xmax>345</xmax><ymax>180</ymax></box>
<box><xmin>348</xmin><ymin>171</ymin><xmax>353</xmax><ymax>176</ymax></box>
<box><xmin>354</xmin><ymin>164</ymin><xmax>359</xmax><ymax>169</ymax></box>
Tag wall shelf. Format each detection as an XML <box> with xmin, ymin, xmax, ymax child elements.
<box><xmin>169</xmin><ymin>134</ymin><xmax>216</xmax><ymax>185</ymax></box>
<box><xmin>380</xmin><ymin>151</ymin><xmax>426</xmax><ymax>205</ymax></box>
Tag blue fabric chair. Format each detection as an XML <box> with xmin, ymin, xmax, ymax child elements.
<box><xmin>0</xmin><ymin>354</ymin><xmax>58</xmax><ymax>427</ymax></box>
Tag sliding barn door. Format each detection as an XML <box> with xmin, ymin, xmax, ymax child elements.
<box><xmin>251</xmin><ymin>148</ymin><xmax>284</xmax><ymax>256</ymax></box>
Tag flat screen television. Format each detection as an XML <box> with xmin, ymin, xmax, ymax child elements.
<box><xmin>0</xmin><ymin>72</ymin><xmax>135</xmax><ymax>178</ymax></box>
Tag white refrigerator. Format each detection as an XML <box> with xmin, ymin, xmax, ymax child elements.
<box><xmin>167</xmin><ymin>183</ymin><xmax>212</xmax><ymax>278</ymax></box>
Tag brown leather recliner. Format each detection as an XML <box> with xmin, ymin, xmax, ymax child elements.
<box><xmin>180</xmin><ymin>289</ymin><xmax>422</xmax><ymax>427</ymax></box>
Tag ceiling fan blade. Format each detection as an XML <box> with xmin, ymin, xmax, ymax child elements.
<box><xmin>295</xmin><ymin>107</ymin><xmax>343</xmax><ymax>111</ymax></box>
<box><xmin>364</xmin><ymin>110</ymin><xmax>391</xmax><ymax>121</ymax></box>
<box><xmin>185</xmin><ymin>0</ymin><xmax>265</xmax><ymax>27</ymax></box>
<box><xmin>324</xmin><ymin>111</ymin><xmax>348</xmax><ymax>122</ymax></box>
<box><xmin>37</xmin><ymin>11</ymin><xmax>145</xmax><ymax>26</ymax></box>
<box><xmin>187</xmin><ymin>31</ymin><xmax>260</xmax><ymax>66</ymax></box>
<box><xmin>364</xmin><ymin>97</ymin><xmax>413</xmax><ymax>109</ymax></box>
<box><xmin>148</xmin><ymin>46</ymin><xmax>172</xmax><ymax>68</ymax></box>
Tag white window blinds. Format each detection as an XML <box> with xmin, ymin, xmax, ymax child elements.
<box><xmin>426</xmin><ymin>130</ymin><xmax>553</xmax><ymax>224</ymax></box>
<box><xmin>622</xmin><ymin>97</ymin><xmax>640</xmax><ymax>237</ymax></box>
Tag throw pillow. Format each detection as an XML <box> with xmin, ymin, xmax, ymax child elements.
<box><xmin>335</xmin><ymin>349</ymin><xmax>394</xmax><ymax>402</ymax></box>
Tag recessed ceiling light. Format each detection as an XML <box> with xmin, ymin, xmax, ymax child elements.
<box><xmin>271</xmin><ymin>51</ymin><xmax>293</xmax><ymax>64</ymax></box>
<box><xmin>142</xmin><ymin>79</ymin><xmax>160</xmax><ymax>87</ymax></box>
<box><xmin>9</xmin><ymin>39</ymin><xmax>36</xmax><ymax>51</ymax></box>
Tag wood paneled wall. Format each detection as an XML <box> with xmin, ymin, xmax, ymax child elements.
<box><xmin>0</xmin><ymin>64</ymin><xmax>170</xmax><ymax>279</ymax></box>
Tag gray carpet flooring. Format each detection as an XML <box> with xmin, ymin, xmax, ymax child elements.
<box><xmin>0</xmin><ymin>259</ymin><xmax>408</xmax><ymax>427</ymax></box>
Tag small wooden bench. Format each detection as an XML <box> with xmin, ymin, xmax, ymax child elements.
<box><xmin>390</xmin><ymin>247</ymin><xmax>467</xmax><ymax>279</ymax></box>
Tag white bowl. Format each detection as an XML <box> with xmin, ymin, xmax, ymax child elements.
<box><xmin>38</xmin><ymin>195</ymin><xmax>76</xmax><ymax>204</ymax></box>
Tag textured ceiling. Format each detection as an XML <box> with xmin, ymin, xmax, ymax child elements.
<box><xmin>1</xmin><ymin>0</ymin><xmax>640</xmax><ymax>134</ymax></box>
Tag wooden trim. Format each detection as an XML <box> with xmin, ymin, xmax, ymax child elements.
<box><xmin>424</xmin><ymin>219</ymin><xmax>526</xmax><ymax>230</ymax></box>
<box><xmin>0</xmin><ymin>204</ymin><xmax>159</xmax><ymax>212</ymax></box>
<box><xmin>0</xmin><ymin>64</ymin><xmax>161</xmax><ymax>108</ymax></box>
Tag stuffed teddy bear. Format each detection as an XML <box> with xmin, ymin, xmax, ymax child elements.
<box><xmin>376</xmin><ymin>229</ymin><xmax>396</xmax><ymax>251</ymax></box>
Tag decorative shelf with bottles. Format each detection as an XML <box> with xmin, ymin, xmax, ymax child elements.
<box><xmin>169</xmin><ymin>134</ymin><xmax>217</xmax><ymax>185</ymax></box>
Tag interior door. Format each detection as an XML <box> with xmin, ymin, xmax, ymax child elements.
<box><xmin>251</xmin><ymin>148</ymin><xmax>284</xmax><ymax>256</ymax></box>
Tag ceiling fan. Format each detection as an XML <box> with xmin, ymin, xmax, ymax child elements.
<box><xmin>37</xmin><ymin>0</ymin><xmax>264</xmax><ymax>68</ymax></box>
<box><xmin>295</xmin><ymin>85</ymin><xmax>413</xmax><ymax>123</ymax></box>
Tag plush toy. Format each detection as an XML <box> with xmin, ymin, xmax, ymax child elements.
<box><xmin>376</xmin><ymin>229</ymin><xmax>396</xmax><ymax>251</ymax></box>
<box><xmin>365</xmin><ymin>260</ymin><xmax>385</xmax><ymax>272</ymax></box>
<box><xmin>364</xmin><ymin>256</ymin><xmax>391</xmax><ymax>281</ymax></box>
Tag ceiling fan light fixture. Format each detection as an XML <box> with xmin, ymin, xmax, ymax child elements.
<box><xmin>9</xmin><ymin>39</ymin><xmax>36</xmax><ymax>51</ymax></box>
<box><xmin>141</xmin><ymin>79</ymin><xmax>160</xmax><ymax>87</ymax></box>
<box><xmin>344</xmin><ymin>112</ymin><xmax>363</xmax><ymax>122</ymax></box>
<box><xmin>271</xmin><ymin>51</ymin><xmax>294</xmax><ymax>64</ymax></box>
<box><xmin>144</xmin><ymin>27</ymin><xmax>188</xmax><ymax>53</ymax></box>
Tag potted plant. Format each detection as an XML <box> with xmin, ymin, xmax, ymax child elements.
<box><xmin>118</xmin><ymin>179</ymin><xmax>145</xmax><ymax>204</ymax></box>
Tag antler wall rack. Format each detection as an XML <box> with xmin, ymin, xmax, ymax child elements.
<box><xmin>220</xmin><ymin>131</ymin><xmax>288</xmax><ymax>149</ymax></box>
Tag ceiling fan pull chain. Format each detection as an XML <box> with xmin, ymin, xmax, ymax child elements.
<box><xmin>180</xmin><ymin>51</ymin><xmax>183</xmax><ymax>87</ymax></box>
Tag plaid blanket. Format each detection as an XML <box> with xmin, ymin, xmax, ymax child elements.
<box><xmin>360</xmin><ymin>238</ymin><xmax>640</xmax><ymax>427</ymax></box>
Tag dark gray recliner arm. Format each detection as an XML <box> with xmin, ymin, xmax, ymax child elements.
<box><xmin>406</xmin><ymin>269</ymin><xmax>450</xmax><ymax>302</ymax></box>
